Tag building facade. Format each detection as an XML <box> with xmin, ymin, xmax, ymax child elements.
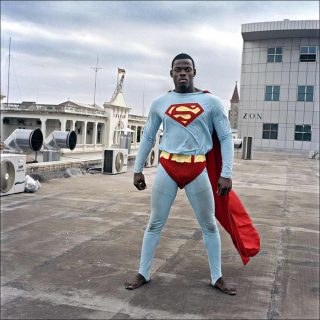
<box><xmin>238</xmin><ymin>19</ymin><xmax>319</xmax><ymax>152</ymax></box>
<box><xmin>0</xmin><ymin>69</ymin><xmax>147</xmax><ymax>156</ymax></box>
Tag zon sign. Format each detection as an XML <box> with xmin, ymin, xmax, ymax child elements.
<box><xmin>242</xmin><ymin>113</ymin><xmax>263</xmax><ymax>120</ymax></box>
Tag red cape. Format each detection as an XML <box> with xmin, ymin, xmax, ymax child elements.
<box><xmin>206</xmin><ymin>131</ymin><xmax>260</xmax><ymax>265</ymax></box>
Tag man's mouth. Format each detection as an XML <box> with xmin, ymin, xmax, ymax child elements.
<box><xmin>179</xmin><ymin>79</ymin><xmax>187</xmax><ymax>83</ymax></box>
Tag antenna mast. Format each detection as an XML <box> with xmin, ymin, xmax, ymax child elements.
<box><xmin>142</xmin><ymin>82</ymin><xmax>145</xmax><ymax>117</ymax></box>
<box><xmin>6</xmin><ymin>37</ymin><xmax>11</xmax><ymax>107</ymax></box>
<box><xmin>90</xmin><ymin>55</ymin><xmax>102</xmax><ymax>107</ymax></box>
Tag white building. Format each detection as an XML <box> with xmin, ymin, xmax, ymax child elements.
<box><xmin>0</xmin><ymin>69</ymin><xmax>147</xmax><ymax>156</ymax></box>
<box><xmin>238</xmin><ymin>19</ymin><xmax>319</xmax><ymax>152</ymax></box>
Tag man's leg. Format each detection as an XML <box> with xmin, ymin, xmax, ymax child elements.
<box><xmin>185</xmin><ymin>169</ymin><xmax>236</xmax><ymax>295</ymax></box>
<box><xmin>125</xmin><ymin>164</ymin><xmax>178</xmax><ymax>290</ymax></box>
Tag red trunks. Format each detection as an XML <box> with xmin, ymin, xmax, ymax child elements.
<box><xmin>159</xmin><ymin>157</ymin><xmax>207</xmax><ymax>189</ymax></box>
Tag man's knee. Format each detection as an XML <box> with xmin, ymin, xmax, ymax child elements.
<box><xmin>201</xmin><ymin>221</ymin><xmax>218</xmax><ymax>234</ymax></box>
<box><xmin>146</xmin><ymin>220</ymin><xmax>164</xmax><ymax>233</ymax></box>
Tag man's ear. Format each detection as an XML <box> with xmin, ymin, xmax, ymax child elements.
<box><xmin>170</xmin><ymin>69</ymin><xmax>173</xmax><ymax>77</ymax></box>
<box><xmin>193</xmin><ymin>69</ymin><xmax>196</xmax><ymax>77</ymax></box>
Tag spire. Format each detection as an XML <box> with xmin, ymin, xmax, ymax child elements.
<box><xmin>230</xmin><ymin>81</ymin><xmax>239</xmax><ymax>103</ymax></box>
<box><xmin>107</xmin><ymin>68</ymin><xmax>129</xmax><ymax>109</ymax></box>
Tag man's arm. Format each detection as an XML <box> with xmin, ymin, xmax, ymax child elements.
<box><xmin>211</xmin><ymin>97</ymin><xmax>234</xmax><ymax>196</ymax></box>
<box><xmin>133</xmin><ymin>102</ymin><xmax>162</xmax><ymax>190</ymax></box>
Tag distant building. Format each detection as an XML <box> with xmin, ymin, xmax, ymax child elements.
<box><xmin>228</xmin><ymin>82</ymin><xmax>239</xmax><ymax>129</ymax></box>
<box><xmin>238</xmin><ymin>19</ymin><xmax>319</xmax><ymax>152</ymax></box>
<box><xmin>0</xmin><ymin>69</ymin><xmax>147</xmax><ymax>155</ymax></box>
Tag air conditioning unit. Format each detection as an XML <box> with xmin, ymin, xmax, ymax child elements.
<box><xmin>145</xmin><ymin>132</ymin><xmax>160</xmax><ymax>168</ymax></box>
<box><xmin>1</xmin><ymin>153</ymin><xmax>26</xmax><ymax>196</ymax></box>
<box><xmin>103</xmin><ymin>149</ymin><xmax>128</xmax><ymax>174</ymax></box>
<box><xmin>145</xmin><ymin>149</ymin><xmax>158</xmax><ymax>167</ymax></box>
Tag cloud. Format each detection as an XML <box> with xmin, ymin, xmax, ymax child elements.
<box><xmin>1</xmin><ymin>1</ymin><xmax>318</xmax><ymax>115</ymax></box>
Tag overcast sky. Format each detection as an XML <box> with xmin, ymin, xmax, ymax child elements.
<box><xmin>1</xmin><ymin>1</ymin><xmax>318</xmax><ymax>115</ymax></box>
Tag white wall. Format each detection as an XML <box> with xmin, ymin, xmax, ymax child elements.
<box><xmin>238</xmin><ymin>36</ymin><xmax>319</xmax><ymax>152</ymax></box>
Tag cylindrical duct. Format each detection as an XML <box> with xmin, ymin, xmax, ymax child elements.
<box><xmin>4</xmin><ymin>128</ymin><xmax>43</xmax><ymax>152</ymax></box>
<box><xmin>119</xmin><ymin>133</ymin><xmax>131</xmax><ymax>154</ymax></box>
<box><xmin>53</xmin><ymin>131</ymin><xmax>77</xmax><ymax>150</ymax></box>
<box><xmin>242</xmin><ymin>136</ymin><xmax>253</xmax><ymax>160</ymax></box>
<box><xmin>44</xmin><ymin>130</ymin><xmax>77</xmax><ymax>150</ymax></box>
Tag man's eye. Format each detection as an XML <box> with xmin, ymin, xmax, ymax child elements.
<box><xmin>174</xmin><ymin>67</ymin><xmax>181</xmax><ymax>72</ymax></box>
<box><xmin>185</xmin><ymin>67</ymin><xmax>192</xmax><ymax>72</ymax></box>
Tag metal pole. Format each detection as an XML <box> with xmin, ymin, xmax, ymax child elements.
<box><xmin>6</xmin><ymin>37</ymin><xmax>11</xmax><ymax>107</ymax></box>
<box><xmin>91</xmin><ymin>55</ymin><xmax>102</xmax><ymax>107</ymax></box>
<box><xmin>142</xmin><ymin>82</ymin><xmax>145</xmax><ymax>117</ymax></box>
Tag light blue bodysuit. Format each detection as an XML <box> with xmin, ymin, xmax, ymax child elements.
<box><xmin>133</xmin><ymin>90</ymin><xmax>234</xmax><ymax>284</ymax></box>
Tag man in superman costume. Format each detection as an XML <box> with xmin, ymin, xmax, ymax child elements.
<box><xmin>125</xmin><ymin>53</ymin><xmax>260</xmax><ymax>295</ymax></box>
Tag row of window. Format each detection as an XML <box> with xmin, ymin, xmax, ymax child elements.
<box><xmin>267</xmin><ymin>46</ymin><xmax>317</xmax><ymax>63</ymax></box>
<box><xmin>262</xmin><ymin>123</ymin><xmax>312</xmax><ymax>141</ymax></box>
<box><xmin>265</xmin><ymin>85</ymin><xmax>314</xmax><ymax>101</ymax></box>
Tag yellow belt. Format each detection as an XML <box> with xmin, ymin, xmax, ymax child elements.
<box><xmin>160</xmin><ymin>151</ymin><xmax>206</xmax><ymax>163</ymax></box>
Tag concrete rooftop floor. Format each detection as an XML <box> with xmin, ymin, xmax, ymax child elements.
<box><xmin>1</xmin><ymin>151</ymin><xmax>319</xmax><ymax>319</ymax></box>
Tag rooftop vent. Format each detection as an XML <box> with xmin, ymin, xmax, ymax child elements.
<box><xmin>3</xmin><ymin>128</ymin><xmax>43</xmax><ymax>153</ymax></box>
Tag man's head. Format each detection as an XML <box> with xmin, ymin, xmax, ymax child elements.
<box><xmin>170</xmin><ymin>53</ymin><xmax>196</xmax><ymax>93</ymax></box>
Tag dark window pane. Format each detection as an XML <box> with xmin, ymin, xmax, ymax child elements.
<box><xmin>263</xmin><ymin>123</ymin><xmax>271</xmax><ymax>130</ymax></box>
<box><xmin>271</xmin><ymin>124</ymin><xmax>278</xmax><ymax>130</ymax></box>
<box><xmin>275</xmin><ymin>55</ymin><xmax>282</xmax><ymax>62</ymax></box>
<box><xmin>276</xmin><ymin>47</ymin><xmax>282</xmax><ymax>54</ymax></box>
<box><xmin>298</xmin><ymin>93</ymin><xmax>305</xmax><ymax>101</ymax></box>
<box><xmin>263</xmin><ymin>131</ymin><xmax>270</xmax><ymax>139</ymax></box>
<box><xmin>270</xmin><ymin>131</ymin><xmax>278</xmax><ymax>139</ymax></box>
<box><xmin>308</xmin><ymin>54</ymin><xmax>316</xmax><ymax>61</ymax></box>
<box><xmin>273</xmin><ymin>86</ymin><xmax>280</xmax><ymax>94</ymax></box>
<box><xmin>306</xmin><ymin>86</ymin><xmax>314</xmax><ymax>94</ymax></box>
<box><xmin>309</xmin><ymin>46</ymin><xmax>316</xmax><ymax>54</ymax></box>
<box><xmin>295</xmin><ymin>125</ymin><xmax>303</xmax><ymax>132</ymax></box>
<box><xmin>273</xmin><ymin>93</ymin><xmax>280</xmax><ymax>101</ymax></box>
<box><xmin>304</xmin><ymin>125</ymin><xmax>311</xmax><ymax>132</ymax></box>
<box><xmin>300</xmin><ymin>47</ymin><xmax>308</xmax><ymax>53</ymax></box>
<box><xmin>300</xmin><ymin>54</ymin><xmax>316</xmax><ymax>62</ymax></box>
<box><xmin>295</xmin><ymin>133</ymin><xmax>303</xmax><ymax>140</ymax></box>
<box><xmin>298</xmin><ymin>86</ymin><xmax>305</xmax><ymax>94</ymax></box>
<box><xmin>306</xmin><ymin>94</ymin><xmax>313</xmax><ymax>102</ymax></box>
<box><xmin>265</xmin><ymin>93</ymin><xmax>272</xmax><ymax>101</ymax></box>
<box><xmin>268</xmin><ymin>48</ymin><xmax>275</xmax><ymax>54</ymax></box>
<box><xmin>266</xmin><ymin>86</ymin><xmax>273</xmax><ymax>93</ymax></box>
<box><xmin>267</xmin><ymin>55</ymin><xmax>274</xmax><ymax>62</ymax></box>
<box><xmin>303</xmin><ymin>133</ymin><xmax>311</xmax><ymax>141</ymax></box>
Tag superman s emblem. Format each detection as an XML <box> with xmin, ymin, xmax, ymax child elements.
<box><xmin>165</xmin><ymin>103</ymin><xmax>204</xmax><ymax>127</ymax></box>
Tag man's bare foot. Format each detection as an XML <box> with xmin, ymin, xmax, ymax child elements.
<box><xmin>125</xmin><ymin>273</ymin><xmax>149</xmax><ymax>290</ymax></box>
<box><xmin>211</xmin><ymin>277</ymin><xmax>237</xmax><ymax>295</ymax></box>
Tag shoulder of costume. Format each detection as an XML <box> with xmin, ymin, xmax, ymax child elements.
<box><xmin>167</xmin><ymin>90</ymin><xmax>212</xmax><ymax>94</ymax></box>
<box><xmin>152</xmin><ymin>92</ymin><xmax>171</xmax><ymax>104</ymax></box>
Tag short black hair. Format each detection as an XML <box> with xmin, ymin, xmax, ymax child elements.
<box><xmin>171</xmin><ymin>53</ymin><xmax>195</xmax><ymax>69</ymax></box>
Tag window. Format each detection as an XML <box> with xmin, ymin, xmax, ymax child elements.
<box><xmin>267</xmin><ymin>47</ymin><xmax>282</xmax><ymax>62</ymax></box>
<box><xmin>265</xmin><ymin>86</ymin><xmax>280</xmax><ymax>101</ymax></box>
<box><xmin>295</xmin><ymin>124</ymin><xmax>312</xmax><ymax>141</ymax></box>
<box><xmin>262</xmin><ymin>123</ymin><xmax>278</xmax><ymax>139</ymax></box>
<box><xmin>300</xmin><ymin>46</ymin><xmax>316</xmax><ymax>62</ymax></box>
<box><xmin>298</xmin><ymin>86</ymin><xmax>314</xmax><ymax>102</ymax></box>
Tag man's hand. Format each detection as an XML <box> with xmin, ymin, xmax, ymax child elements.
<box><xmin>134</xmin><ymin>172</ymin><xmax>147</xmax><ymax>191</ymax></box>
<box><xmin>217</xmin><ymin>177</ymin><xmax>232</xmax><ymax>196</ymax></box>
